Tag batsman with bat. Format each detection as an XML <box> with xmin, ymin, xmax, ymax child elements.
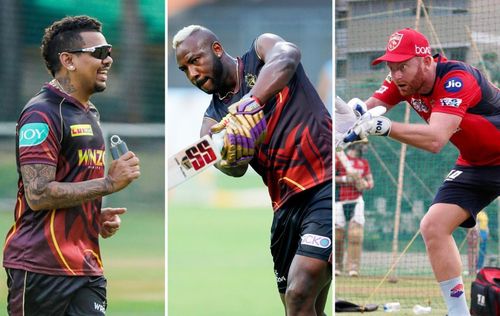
<box><xmin>335</xmin><ymin>142</ymin><xmax>374</xmax><ymax>278</ymax></box>
<box><xmin>337</xmin><ymin>28</ymin><xmax>500</xmax><ymax>316</ymax></box>
<box><xmin>3</xmin><ymin>16</ymin><xmax>141</xmax><ymax>315</ymax></box>
<box><xmin>173</xmin><ymin>25</ymin><xmax>332</xmax><ymax>316</ymax></box>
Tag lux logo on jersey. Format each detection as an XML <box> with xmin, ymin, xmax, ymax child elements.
<box><xmin>78</xmin><ymin>149</ymin><xmax>105</xmax><ymax>167</ymax></box>
<box><xmin>71</xmin><ymin>124</ymin><xmax>93</xmax><ymax>137</ymax></box>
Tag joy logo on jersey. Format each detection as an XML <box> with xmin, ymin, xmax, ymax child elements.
<box><xmin>444</xmin><ymin>77</ymin><xmax>463</xmax><ymax>92</ymax></box>
<box><xmin>19</xmin><ymin>123</ymin><xmax>49</xmax><ymax>147</ymax></box>
<box><xmin>184</xmin><ymin>139</ymin><xmax>217</xmax><ymax>171</ymax></box>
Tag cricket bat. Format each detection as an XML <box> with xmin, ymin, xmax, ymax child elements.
<box><xmin>168</xmin><ymin>133</ymin><xmax>224</xmax><ymax>190</ymax></box>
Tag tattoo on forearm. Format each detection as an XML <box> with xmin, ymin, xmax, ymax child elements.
<box><xmin>21</xmin><ymin>164</ymin><xmax>112</xmax><ymax>210</ymax></box>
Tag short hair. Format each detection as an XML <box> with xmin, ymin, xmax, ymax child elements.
<box><xmin>41</xmin><ymin>15</ymin><xmax>102</xmax><ymax>77</ymax></box>
<box><xmin>172</xmin><ymin>25</ymin><xmax>219</xmax><ymax>50</ymax></box>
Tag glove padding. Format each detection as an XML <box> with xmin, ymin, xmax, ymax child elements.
<box><xmin>335</xmin><ymin>97</ymin><xmax>369</xmax><ymax>150</ymax></box>
<box><xmin>227</xmin><ymin>96</ymin><xmax>266</xmax><ymax>145</ymax></box>
<box><xmin>210</xmin><ymin>96</ymin><xmax>266</xmax><ymax>167</ymax></box>
<box><xmin>343</xmin><ymin>114</ymin><xmax>392</xmax><ymax>144</ymax></box>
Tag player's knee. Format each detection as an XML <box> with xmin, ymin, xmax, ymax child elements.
<box><xmin>420</xmin><ymin>214</ymin><xmax>441</xmax><ymax>244</ymax></box>
<box><xmin>285</xmin><ymin>285</ymin><xmax>312</xmax><ymax>310</ymax></box>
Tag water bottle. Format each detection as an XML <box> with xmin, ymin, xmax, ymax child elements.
<box><xmin>383</xmin><ymin>302</ymin><xmax>401</xmax><ymax>312</ymax></box>
<box><xmin>413</xmin><ymin>304</ymin><xmax>432</xmax><ymax>314</ymax></box>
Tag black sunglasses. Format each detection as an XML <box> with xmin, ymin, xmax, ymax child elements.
<box><xmin>66</xmin><ymin>44</ymin><xmax>112</xmax><ymax>60</ymax></box>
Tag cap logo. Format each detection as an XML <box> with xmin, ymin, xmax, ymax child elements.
<box><xmin>415</xmin><ymin>45</ymin><xmax>431</xmax><ymax>55</ymax></box>
<box><xmin>387</xmin><ymin>32</ymin><xmax>404</xmax><ymax>51</ymax></box>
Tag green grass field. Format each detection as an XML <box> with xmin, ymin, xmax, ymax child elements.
<box><xmin>168</xmin><ymin>172</ymin><xmax>333</xmax><ymax>316</ymax></box>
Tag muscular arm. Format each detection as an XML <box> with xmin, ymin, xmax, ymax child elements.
<box><xmin>365</xmin><ymin>97</ymin><xmax>461</xmax><ymax>153</ymax></box>
<box><xmin>22</xmin><ymin>164</ymin><xmax>114</xmax><ymax>211</ymax></box>
<box><xmin>389</xmin><ymin>113</ymin><xmax>461</xmax><ymax>153</ymax></box>
<box><xmin>251</xmin><ymin>33</ymin><xmax>300</xmax><ymax>103</ymax></box>
<box><xmin>200</xmin><ymin>117</ymin><xmax>248</xmax><ymax>177</ymax></box>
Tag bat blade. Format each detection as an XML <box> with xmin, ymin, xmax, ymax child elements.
<box><xmin>168</xmin><ymin>135</ymin><xmax>222</xmax><ymax>190</ymax></box>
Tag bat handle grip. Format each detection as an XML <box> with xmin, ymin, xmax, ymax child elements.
<box><xmin>110</xmin><ymin>135</ymin><xmax>129</xmax><ymax>160</ymax></box>
<box><xmin>211</xmin><ymin>130</ymin><xmax>226</xmax><ymax>153</ymax></box>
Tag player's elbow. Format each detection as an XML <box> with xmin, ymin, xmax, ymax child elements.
<box><xmin>275</xmin><ymin>42</ymin><xmax>300</xmax><ymax>71</ymax></box>
<box><xmin>428</xmin><ymin>138</ymin><xmax>447</xmax><ymax>154</ymax></box>
<box><xmin>24</xmin><ymin>194</ymin><xmax>46</xmax><ymax>211</ymax></box>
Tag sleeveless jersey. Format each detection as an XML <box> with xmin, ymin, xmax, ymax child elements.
<box><xmin>3</xmin><ymin>84</ymin><xmax>106</xmax><ymax>276</ymax></box>
<box><xmin>335</xmin><ymin>154</ymin><xmax>371</xmax><ymax>201</ymax></box>
<box><xmin>204</xmin><ymin>41</ymin><xmax>332</xmax><ymax>210</ymax></box>
<box><xmin>372</xmin><ymin>55</ymin><xmax>500</xmax><ymax>166</ymax></box>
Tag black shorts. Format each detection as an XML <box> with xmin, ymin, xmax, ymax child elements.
<box><xmin>432</xmin><ymin>165</ymin><xmax>500</xmax><ymax>228</ymax></box>
<box><xmin>6</xmin><ymin>268</ymin><xmax>107</xmax><ymax>316</ymax></box>
<box><xmin>270</xmin><ymin>181</ymin><xmax>332</xmax><ymax>293</ymax></box>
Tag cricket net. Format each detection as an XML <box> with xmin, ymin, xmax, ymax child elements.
<box><xmin>335</xmin><ymin>0</ymin><xmax>500</xmax><ymax>312</ymax></box>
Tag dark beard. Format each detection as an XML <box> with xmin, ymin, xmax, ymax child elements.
<box><xmin>204</xmin><ymin>56</ymin><xmax>224</xmax><ymax>94</ymax></box>
<box><xmin>94</xmin><ymin>83</ymin><xmax>106</xmax><ymax>93</ymax></box>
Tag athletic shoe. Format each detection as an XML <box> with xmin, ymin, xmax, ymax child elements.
<box><xmin>348</xmin><ymin>270</ymin><xmax>359</xmax><ymax>277</ymax></box>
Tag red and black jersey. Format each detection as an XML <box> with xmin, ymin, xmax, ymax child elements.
<box><xmin>335</xmin><ymin>154</ymin><xmax>371</xmax><ymax>201</ymax></box>
<box><xmin>3</xmin><ymin>84</ymin><xmax>106</xmax><ymax>276</ymax></box>
<box><xmin>204</xmin><ymin>41</ymin><xmax>332</xmax><ymax>210</ymax></box>
<box><xmin>372</xmin><ymin>54</ymin><xmax>500</xmax><ymax>166</ymax></box>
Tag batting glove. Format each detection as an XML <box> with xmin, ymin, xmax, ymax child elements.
<box><xmin>227</xmin><ymin>95</ymin><xmax>267</xmax><ymax>146</ymax></box>
<box><xmin>343</xmin><ymin>114</ymin><xmax>392</xmax><ymax>143</ymax></box>
<box><xmin>335</xmin><ymin>97</ymin><xmax>367</xmax><ymax>150</ymax></box>
<box><xmin>210</xmin><ymin>95</ymin><xmax>266</xmax><ymax>166</ymax></box>
<box><xmin>210</xmin><ymin>114</ymin><xmax>254</xmax><ymax>167</ymax></box>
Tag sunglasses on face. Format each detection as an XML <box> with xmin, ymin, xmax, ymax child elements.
<box><xmin>66</xmin><ymin>44</ymin><xmax>112</xmax><ymax>60</ymax></box>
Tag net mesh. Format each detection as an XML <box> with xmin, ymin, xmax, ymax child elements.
<box><xmin>335</xmin><ymin>0</ymin><xmax>500</xmax><ymax>311</ymax></box>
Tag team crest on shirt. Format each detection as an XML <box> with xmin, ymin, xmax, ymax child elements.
<box><xmin>245</xmin><ymin>73</ymin><xmax>257</xmax><ymax>88</ymax></box>
<box><xmin>440</xmin><ymin>98</ymin><xmax>462</xmax><ymax>108</ymax></box>
<box><xmin>410</xmin><ymin>98</ymin><xmax>429</xmax><ymax>113</ymax></box>
<box><xmin>70</xmin><ymin>124</ymin><xmax>93</xmax><ymax>137</ymax></box>
<box><xmin>387</xmin><ymin>32</ymin><xmax>404</xmax><ymax>51</ymax></box>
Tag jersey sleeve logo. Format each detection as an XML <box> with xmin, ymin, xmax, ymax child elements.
<box><xmin>439</xmin><ymin>98</ymin><xmax>462</xmax><ymax>108</ymax></box>
<box><xmin>19</xmin><ymin>123</ymin><xmax>49</xmax><ymax>147</ymax></box>
<box><xmin>70</xmin><ymin>124</ymin><xmax>94</xmax><ymax>137</ymax></box>
<box><xmin>444</xmin><ymin>77</ymin><xmax>463</xmax><ymax>92</ymax></box>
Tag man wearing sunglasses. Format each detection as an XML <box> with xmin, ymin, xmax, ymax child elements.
<box><xmin>3</xmin><ymin>15</ymin><xmax>140</xmax><ymax>316</ymax></box>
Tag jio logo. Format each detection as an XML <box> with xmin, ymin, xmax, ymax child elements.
<box><xmin>444</xmin><ymin>77</ymin><xmax>463</xmax><ymax>92</ymax></box>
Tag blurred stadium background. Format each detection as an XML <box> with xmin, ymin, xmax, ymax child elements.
<box><xmin>167</xmin><ymin>0</ymin><xmax>332</xmax><ymax>315</ymax></box>
<box><xmin>0</xmin><ymin>1</ymin><xmax>165</xmax><ymax>315</ymax></box>
<box><xmin>336</xmin><ymin>0</ymin><xmax>500</xmax><ymax>314</ymax></box>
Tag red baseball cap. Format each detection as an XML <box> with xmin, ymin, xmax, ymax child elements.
<box><xmin>372</xmin><ymin>28</ymin><xmax>431</xmax><ymax>65</ymax></box>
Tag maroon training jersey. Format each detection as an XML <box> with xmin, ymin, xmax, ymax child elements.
<box><xmin>335</xmin><ymin>154</ymin><xmax>371</xmax><ymax>201</ymax></box>
<box><xmin>3</xmin><ymin>84</ymin><xmax>106</xmax><ymax>276</ymax></box>
<box><xmin>372</xmin><ymin>55</ymin><xmax>500</xmax><ymax>166</ymax></box>
<box><xmin>204</xmin><ymin>41</ymin><xmax>332</xmax><ymax>210</ymax></box>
